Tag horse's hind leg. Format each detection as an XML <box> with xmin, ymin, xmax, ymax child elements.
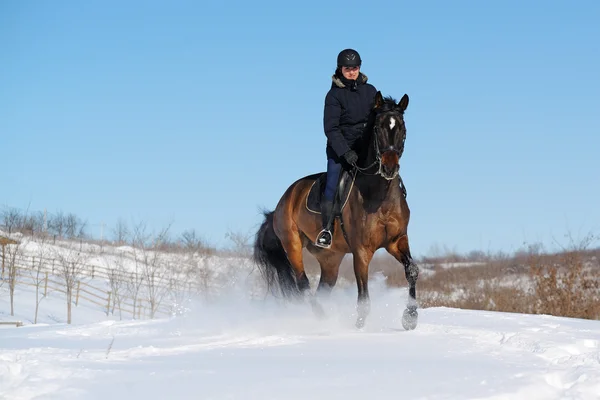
<box><xmin>306</xmin><ymin>245</ymin><xmax>345</xmax><ymax>295</ymax></box>
<box><xmin>277</xmin><ymin>227</ymin><xmax>332</xmax><ymax>320</ymax></box>
<box><xmin>386</xmin><ymin>234</ymin><xmax>419</xmax><ymax>330</ymax></box>
<box><xmin>303</xmin><ymin>246</ymin><xmax>345</xmax><ymax>319</ymax></box>
<box><xmin>276</xmin><ymin>227</ymin><xmax>311</xmax><ymax>293</ymax></box>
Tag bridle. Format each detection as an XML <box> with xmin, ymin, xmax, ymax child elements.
<box><xmin>338</xmin><ymin>109</ymin><xmax>408</xmax><ymax>245</ymax></box>
<box><xmin>353</xmin><ymin>111</ymin><xmax>406</xmax><ymax>180</ymax></box>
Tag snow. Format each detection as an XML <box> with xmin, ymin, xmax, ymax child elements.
<box><xmin>2</xmin><ymin>280</ymin><xmax>600</xmax><ymax>399</ymax></box>
<box><xmin>1</xmin><ymin>234</ymin><xmax>600</xmax><ymax>399</ymax></box>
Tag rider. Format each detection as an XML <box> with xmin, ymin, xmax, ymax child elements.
<box><xmin>315</xmin><ymin>48</ymin><xmax>378</xmax><ymax>248</ymax></box>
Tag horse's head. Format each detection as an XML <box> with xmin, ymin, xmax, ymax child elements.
<box><xmin>369</xmin><ymin>91</ymin><xmax>409</xmax><ymax>180</ymax></box>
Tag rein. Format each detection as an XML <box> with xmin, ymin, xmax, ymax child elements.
<box><xmin>337</xmin><ymin>107</ymin><xmax>410</xmax><ymax>249</ymax></box>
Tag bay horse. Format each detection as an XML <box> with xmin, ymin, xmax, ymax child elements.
<box><xmin>253</xmin><ymin>92</ymin><xmax>419</xmax><ymax>330</ymax></box>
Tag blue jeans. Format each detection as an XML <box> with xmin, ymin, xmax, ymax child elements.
<box><xmin>324</xmin><ymin>158</ymin><xmax>342</xmax><ymax>201</ymax></box>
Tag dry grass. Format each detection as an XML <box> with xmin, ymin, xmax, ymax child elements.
<box><xmin>406</xmin><ymin>249</ymin><xmax>599</xmax><ymax>320</ymax></box>
<box><xmin>528</xmin><ymin>250</ymin><xmax>600</xmax><ymax>319</ymax></box>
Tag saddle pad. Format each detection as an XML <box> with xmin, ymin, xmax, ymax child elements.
<box><xmin>306</xmin><ymin>170</ymin><xmax>356</xmax><ymax>214</ymax></box>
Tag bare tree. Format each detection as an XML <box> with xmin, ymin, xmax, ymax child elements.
<box><xmin>1</xmin><ymin>207</ymin><xmax>23</xmax><ymax>234</ymax></box>
<box><xmin>103</xmin><ymin>252</ymin><xmax>127</xmax><ymax>320</ymax></box>
<box><xmin>49</xmin><ymin>210</ymin><xmax>66</xmax><ymax>238</ymax></box>
<box><xmin>54</xmin><ymin>243</ymin><xmax>91</xmax><ymax>324</ymax></box>
<box><xmin>225</xmin><ymin>230</ymin><xmax>252</xmax><ymax>257</ymax></box>
<box><xmin>180</xmin><ymin>229</ymin><xmax>214</xmax><ymax>255</ymax></box>
<box><xmin>29</xmin><ymin>235</ymin><xmax>53</xmax><ymax>324</ymax></box>
<box><xmin>144</xmin><ymin>255</ymin><xmax>173</xmax><ymax>318</ymax></box>
<box><xmin>32</xmin><ymin>211</ymin><xmax>47</xmax><ymax>237</ymax></box>
<box><xmin>124</xmin><ymin>269</ymin><xmax>145</xmax><ymax>318</ymax></box>
<box><xmin>137</xmin><ymin>225</ymin><xmax>173</xmax><ymax>318</ymax></box>
<box><xmin>4</xmin><ymin>235</ymin><xmax>26</xmax><ymax>316</ymax></box>
<box><xmin>167</xmin><ymin>260</ymin><xmax>196</xmax><ymax>316</ymax></box>
<box><xmin>20</xmin><ymin>212</ymin><xmax>39</xmax><ymax>236</ymax></box>
<box><xmin>112</xmin><ymin>218</ymin><xmax>130</xmax><ymax>245</ymax></box>
<box><xmin>65</xmin><ymin>213</ymin><xmax>87</xmax><ymax>239</ymax></box>
<box><xmin>0</xmin><ymin>270</ymin><xmax>5</xmax><ymax>299</ymax></box>
<box><xmin>127</xmin><ymin>221</ymin><xmax>151</xmax><ymax>317</ymax></box>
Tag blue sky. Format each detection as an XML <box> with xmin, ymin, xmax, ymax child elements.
<box><xmin>2</xmin><ymin>1</ymin><xmax>599</xmax><ymax>257</ymax></box>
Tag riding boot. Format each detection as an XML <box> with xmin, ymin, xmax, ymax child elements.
<box><xmin>315</xmin><ymin>198</ymin><xmax>334</xmax><ymax>248</ymax></box>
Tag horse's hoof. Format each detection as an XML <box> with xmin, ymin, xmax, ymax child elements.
<box><xmin>356</xmin><ymin>317</ymin><xmax>366</xmax><ymax>329</ymax></box>
<box><xmin>401</xmin><ymin>307</ymin><xmax>418</xmax><ymax>330</ymax></box>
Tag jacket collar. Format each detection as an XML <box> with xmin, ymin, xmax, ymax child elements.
<box><xmin>332</xmin><ymin>72</ymin><xmax>368</xmax><ymax>89</ymax></box>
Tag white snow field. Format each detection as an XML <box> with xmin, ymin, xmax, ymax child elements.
<box><xmin>2</xmin><ymin>278</ymin><xmax>600</xmax><ymax>400</ymax></box>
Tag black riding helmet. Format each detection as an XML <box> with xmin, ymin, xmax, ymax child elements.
<box><xmin>337</xmin><ymin>48</ymin><xmax>362</xmax><ymax>68</ymax></box>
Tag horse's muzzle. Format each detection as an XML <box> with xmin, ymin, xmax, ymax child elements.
<box><xmin>380</xmin><ymin>150</ymin><xmax>400</xmax><ymax>180</ymax></box>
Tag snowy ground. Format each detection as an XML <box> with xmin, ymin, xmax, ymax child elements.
<box><xmin>1</xmin><ymin>280</ymin><xmax>600</xmax><ymax>400</ymax></box>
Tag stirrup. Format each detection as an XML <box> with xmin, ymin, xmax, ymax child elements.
<box><xmin>315</xmin><ymin>229</ymin><xmax>332</xmax><ymax>249</ymax></box>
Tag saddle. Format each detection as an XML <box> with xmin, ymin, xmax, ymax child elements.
<box><xmin>306</xmin><ymin>169</ymin><xmax>356</xmax><ymax>215</ymax></box>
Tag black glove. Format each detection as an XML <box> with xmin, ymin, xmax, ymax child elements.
<box><xmin>342</xmin><ymin>150</ymin><xmax>358</xmax><ymax>166</ymax></box>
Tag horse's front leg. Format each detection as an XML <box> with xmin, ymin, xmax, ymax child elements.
<box><xmin>353</xmin><ymin>246</ymin><xmax>374</xmax><ymax>328</ymax></box>
<box><xmin>386</xmin><ymin>234</ymin><xmax>419</xmax><ymax>330</ymax></box>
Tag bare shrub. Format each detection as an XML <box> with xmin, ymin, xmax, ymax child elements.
<box><xmin>225</xmin><ymin>230</ymin><xmax>252</xmax><ymax>257</ymax></box>
<box><xmin>180</xmin><ymin>229</ymin><xmax>215</xmax><ymax>256</ymax></box>
<box><xmin>167</xmin><ymin>260</ymin><xmax>196</xmax><ymax>315</ymax></box>
<box><xmin>529</xmin><ymin>250</ymin><xmax>600</xmax><ymax>319</ymax></box>
<box><xmin>194</xmin><ymin>256</ymin><xmax>214</xmax><ymax>300</ymax></box>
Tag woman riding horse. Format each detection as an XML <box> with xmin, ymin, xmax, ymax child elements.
<box><xmin>316</xmin><ymin>48</ymin><xmax>378</xmax><ymax>248</ymax></box>
<box><xmin>254</xmin><ymin>85</ymin><xmax>419</xmax><ymax>330</ymax></box>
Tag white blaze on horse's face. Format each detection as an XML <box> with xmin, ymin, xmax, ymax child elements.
<box><xmin>389</xmin><ymin>117</ymin><xmax>396</xmax><ymax>130</ymax></box>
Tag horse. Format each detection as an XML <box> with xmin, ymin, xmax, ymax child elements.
<box><xmin>253</xmin><ymin>91</ymin><xmax>419</xmax><ymax>330</ymax></box>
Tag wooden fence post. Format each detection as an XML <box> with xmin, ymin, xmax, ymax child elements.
<box><xmin>106</xmin><ymin>291</ymin><xmax>112</xmax><ymax>316</ymax></box>
<box><xmin>44</xmin><ymin>271</ymin><xmax>48</xmax><ymax>297</ymax></box>
<box><xmin>75</xmin><ymin>281</ymin><xmax>81</xmax><ymax>306</ymax></box>
<box><xmin>1</xmin><ymin>244</ymin><xmax>4</xmax><ymax>278</ymax></box>
<box><xmin>91</xmin><ymin>265</ymin><xmax>95</xmax><ymax>278</ymax></box>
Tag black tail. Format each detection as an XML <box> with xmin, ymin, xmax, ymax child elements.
<box><xmin>253</xmin><ymin>211</ymin><xmax>300</xmax><ymax>298</ymax></box>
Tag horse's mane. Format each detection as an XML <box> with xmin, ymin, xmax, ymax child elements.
<box><xmin>378</xmin><ymin>95</ymin><xmax>401</xmax><ymax>114</ymax></box>
<box><xmin>366</xmin><ymin>95</ymin><xmax>402</xmax><ymax>133</ymax></box>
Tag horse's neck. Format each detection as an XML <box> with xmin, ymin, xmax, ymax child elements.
<box><xmin>354</xmin><ymin>172</ymin><xmax>397</xmax><ymax>213</ymax></box>
<box><xmin>358</xmin><ymin>128</ymin><xmax>377</xmax><ymax>169</ymax></box>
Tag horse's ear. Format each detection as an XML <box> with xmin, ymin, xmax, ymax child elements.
<box><xmin>398</xmin><ymin>94</ymin><xmax>409</xmax><ymax>111</ymax></box>
<box><xmin>373</xmin><ymin>91</ymin><xmax>384</xmax><ymax>109</ymax></box>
